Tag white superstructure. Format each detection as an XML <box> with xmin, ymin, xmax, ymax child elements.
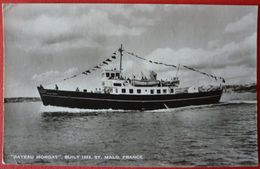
<box><xmin>101</xmin><ymin>69</ymin><xmax>182</xmax><ymax>95</ymax></box>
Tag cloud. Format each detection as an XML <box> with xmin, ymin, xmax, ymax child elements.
<box><xmin>132</xmin><ymin>4</ymin><xmax>156</xmax><ymax>12</ymax></box>
<box><xmin>4</xmin><ymin>5</ymin><xmax>150</xmax><ymax>52</ymax></box>
<box><xmin>32</xmin><ymin>67</ymin><xmax>78</xmax><ymax>85</ymax></box>
<box><xmin>225</xmin><ymin>13</ymin><xmax>256</xmax><ymax>33</ymax></box>
<box><xmin>77</xmin><ymin>9</ymin><xmax>145</xmax><ymax>37</ymax></box>
<box><xmin>207</xmin><ymin>40</ymin><xmax>220</xmax><ymax>49</ymax></box>
<box><xmin>162</xmin><ymin>4</ymin><xmax>193</xmax><ymax>11</ymax></box>
<box><xmin>3</xmin><ymin>4</ymin><xmax>257</xmax><ymax>97</ymax></box>
<box><xmin>138</xmin><ymin>32</ymin><xmax>256</xmax><ymax>85</ymax></box>
<box><xmin>148</xmin><ymin>32</ymin><xmax>255</xmax><ymax>68</ymax></box>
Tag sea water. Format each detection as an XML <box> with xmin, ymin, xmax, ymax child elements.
<box><xmin>3</xmin><ymin>92</ymin><xmax>258</xmax><ymax>166</ymax></box>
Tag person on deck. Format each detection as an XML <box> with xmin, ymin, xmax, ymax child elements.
<box><xmin>55</xmin><ymin>84</ymin><xmax>59</xmax><ymax>90</ymax></box>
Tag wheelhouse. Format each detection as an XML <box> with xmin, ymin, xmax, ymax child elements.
<box><xmin>102</xmin><ymin>69</ymin><xmax>122</xmax><ymax>80</ymax></box>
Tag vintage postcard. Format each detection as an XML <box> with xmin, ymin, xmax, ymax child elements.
<box><xmin>2</xmin><ymin>3</ymin><xmax>258</xmax><ymax>167</ymax></box>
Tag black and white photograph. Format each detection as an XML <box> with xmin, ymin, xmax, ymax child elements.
<box><xmin>3</xmin><ymin>4</ymin><xmax>258</xmax><ymax>166</ymax></box>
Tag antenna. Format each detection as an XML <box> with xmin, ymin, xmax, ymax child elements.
<box><xmin>118</xmin><ymin>44</ymin><xmax>123</xmax><ymax>72</ymax></box>
<box><xmin>175</xmin><ymin>64</ymin><xmax>180</xmax><ymax>77</ymax></box>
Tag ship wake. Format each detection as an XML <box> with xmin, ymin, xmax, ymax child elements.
<box><xmin>40</xmin><ymin>105</ymin><xmax>139</xmax><ymax>116</ymax></box>
<box><xmin>40</xmin><ymin>99</ymin><xmax>256</xmax><ymax>117</ymax></box>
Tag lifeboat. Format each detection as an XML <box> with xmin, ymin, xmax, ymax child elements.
<box><xmin>132</xmin><ymin>79</ymin><xmax>160</xmax><ymax>87</ymax></box>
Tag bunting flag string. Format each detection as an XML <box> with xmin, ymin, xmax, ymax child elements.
<box><xmin>183</xmin><ymin>65</ymin><xmax>225</xmax><ymax>83</ymax></box>
<box><xmin>124</xmin><ymin>51</ymin><xmax>176</xmax><ymax>68</ymax></box>
<box><xmin>62</xmin><ymin>51</ymin><xmax>118</xmax><ymax>82</ymax></box>
<box><xmin>124</xmin><ymin>50</ymin><xmax>225</xmax><ymax>83</ymax></box>
<box><xmin>61</xmin><ymin>47</ymin><xmax>225</xmax><ymax>84</ymax></box>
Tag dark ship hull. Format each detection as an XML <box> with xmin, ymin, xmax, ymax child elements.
<box><xmin>37</xmin><ymin>87</ymin><xmax>223</xmax><ymax>110</ymax></box>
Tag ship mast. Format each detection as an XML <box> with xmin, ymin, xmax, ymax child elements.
<box><xmin>118</xmin><ymin>44</ymin><xmax>123</xmax><ymax>73</ymax></box>
<box><xmin>175</xmin><ymin>64</ymin><xmax>180</xmax><ymax>77</ymax></box>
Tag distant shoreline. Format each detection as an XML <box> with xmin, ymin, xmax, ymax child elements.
<box><xmin>4</xmin><ymin>97</ymin><xmax>41</xmax><ymax>103</ymax></box>
<box><xmin>223</xmin><ymin>83</ymin><xmax>256</xmax><ymax>93</ymax></box>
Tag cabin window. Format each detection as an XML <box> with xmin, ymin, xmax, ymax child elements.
<box><xmin>157</xmin><ymin>89</ymin><xmax>161</xmax><ymax>94</ymax></box>
<box><xmin>137</xmin><ymin>89</ymin><xmax>141</xmax><ymax>94</ymax></box>
<box><xmin>106</xmin><ymin>73</ymin><xmax>110</xmax><ymax>77</ymax></box>
<box><xmin>115</xmin><ymin>89</ymin><xmax>118</xmax><ymax>93</ymax></box>
<box><xmin>129</xmin><ymin>89</ymin><xmax>133</xmax><ymax>94</ymax></box>
<box><xmin>122</xmin><ymin>88</ymin><xmax>126</xmax><ymax>93</ymax></box>
<box><xmin>150</xmin><ymin>89</ymin><xmax>154</xmax><ymax>94</ymax></box>
<box><xmin>113</xmin><ymin>83</ymin><xmax>122</xmax><ymax>87</ymax></box>
<box><xmin>163</xmin><ymin>89</ymin><xmax>167</xmax><ymax>94</ymax></box>
<box><xmin>111</xmin><ymin>73</ymin><xmax>115</xmax><ymax>78</ymax></box>
<box><xmin>116</xmin><ymin>73</ymin><xmax>120</xmax><ymax>77</ymax></box>
<box><xmin>170</xmin><ymin>89</ymin><xmax>174</xmax><ymax>93</ymax></box>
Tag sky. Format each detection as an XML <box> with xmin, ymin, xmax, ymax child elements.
<box><xmin>3</xmin><ymin>4</ymin><xmax>258</xmax><ymax>97</ymax></box>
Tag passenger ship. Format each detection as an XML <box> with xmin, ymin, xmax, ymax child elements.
<box><xmin>37</xmin><ymin>45</ymin><xmax>223</xmax><ymax>110</ymax></box>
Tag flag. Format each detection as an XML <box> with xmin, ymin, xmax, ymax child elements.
<box><xmin>82</xmin><ymin>70</ymin><xmax>89</xmax><ymax>74</ymax></box>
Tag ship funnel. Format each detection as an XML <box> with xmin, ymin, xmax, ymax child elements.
<box><xmin>149</xmin><ymin>71</ymin><xmax>157</xmax><ymax>80</ymax></box>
